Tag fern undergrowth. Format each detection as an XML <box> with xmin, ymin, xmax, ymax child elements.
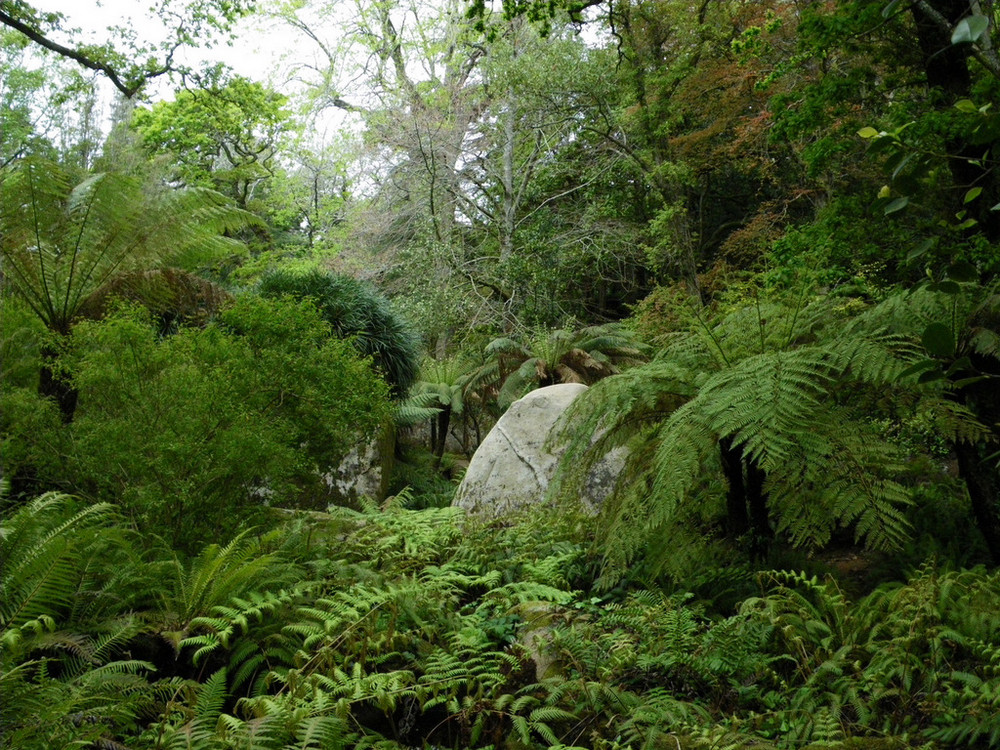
<box><xmin>3</xmin><ymin>492</ymin><xmax>1000</xmax><ymax>749</ymax></box>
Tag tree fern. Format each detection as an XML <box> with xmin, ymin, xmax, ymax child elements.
<box><xmin>469</xmin><ymin>323</ymin><xmax>647</xmax><ymax>410</ymax></box>
<box><xmin>0</xmin><ymin>157</ymin><xmax>254</xmax><ymax>337</ymax></box>
<box><xmin>853</xmin><ymin>281</ymin><xmax>1000</xmax><ymax>562</ymax></box>
<box><xmin>553</xmin><ymin>295</ymin><xmax>921</xmax><ymax>583</ymax></box>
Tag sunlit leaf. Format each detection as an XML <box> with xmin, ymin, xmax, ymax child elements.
<box><xmin>952</xmin><ymin>15</ymin><xmax>989</xmax><ymax>45</ymax></box>
<box><xmin>882</xmin><ymin>0</ymin><xmax>902</xmax><ymax>17</ymax></box>
<box><xmin>884</xmin><ymin>197</ymin><xmax>909</xmax><ymax>214</ymax></box>
<box><xmin>906</xmin><ymin>238</ymin><xmax>935</xmax><ymax>263</ymax></box>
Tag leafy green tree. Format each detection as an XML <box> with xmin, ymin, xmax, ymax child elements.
<box><xmin>52</xmin><ymin>297</ymin><xmax>390</xmax><ymax>549</ymax></box>
<box><xmin>0</xmin><ymin>0</ymin><xmax>255</xmax><ymax>97</ymax></box>
<box><xmin>0</xmin><ymin>156</ymin><xmax>255</xmax><ymax>419</ymax></box>
<box><xmin>0</xmin><ymin>28</ymin><xmax>66</xmax><ymax>165</ymax></box>
<box><xmin>133</xmin><ymin>76</ymin><xmax>294</xmax><ymax>215</ymax></box>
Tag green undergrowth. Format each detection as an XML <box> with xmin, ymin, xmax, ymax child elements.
<box><xmin>3</xmin><ymin>492</ymin><xmax>1000</xmax><ymax>749</ymax></box>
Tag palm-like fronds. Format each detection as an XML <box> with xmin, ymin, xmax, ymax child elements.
<box><xmin>413</xmin><ymin>357</ymin><xmax>473</xmax><ymax>415</ymax></box>
<box><xmin>471</xmin><ymin>323</ymin><xmax>647</xmax><ymax>409</ymax></box>
<box><xmin>401</xmin><ymin>356</ymin><xmax>481</xmax><ymax>458</ymax></box>
<box><xmin>257</xmin><ymin>269</ymin><xmax>421</xmax><ymax>397</ymax></box>
<box><xmin>0</xmin><ymin>157</ymin><xmax>254</xmax><ymax>335</ymax></box>
<box><xmin>555</xmin><ymin>296</ymin><xmax>922</xmax><ymax>583</ymax></box>
<box><xmin>77</xmin><ymin>268</ymin><xmax>233</xmax><ymax>330</ymax></box>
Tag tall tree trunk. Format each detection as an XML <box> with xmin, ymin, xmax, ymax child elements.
<box><xmin>954</xmin><ymin>351</ymin><xmax>1000</xmax><ymax>563</ymax></box>
<box><xmin>720</xmin><ymin>436</ymin><xmax>772</xmax><ymax>559</ymax></box>
<box><xmin>433</xmin><ymin>406</ymin><xmax>451</xmax><ymax>468</ymax></box>
<box><xmin>38</xmin><ymin>345</ymin><xmax>77</xmax><ymax>423</ymax></box>
<box><xmin>720</xmin><ymin>436</ymin><xmax>750</xmax><ymax>536</ymax></box>
<box><xmin>955</xmin><ymin>441</ymin><xmax>1000</xmax><ymax>563</ymax></box>
<box><xmin>745</xmin><ymin>456</ymin><xmax>772</xmax><ymax>560</ymax></box>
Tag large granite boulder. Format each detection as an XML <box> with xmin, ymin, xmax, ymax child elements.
<box><xmin>453</xmin><ymin>383</ymin><xmax>624</xmax><ymax>516</ymax></box>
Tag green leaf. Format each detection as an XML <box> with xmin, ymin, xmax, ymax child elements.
<box><xmin>922</xmin><ymin>323</ymin><xmax>956</xmax><ymax>357</ymax></box>
<box><xmin>944</xmin><ymin>356</ymin><xmax>972</xmax><ymax>376</ymax></box>
<box><xmin>882</xmin><ymin>0</ymin><xmax>902</xmax><ymax>17</ymax></box>
<box><xmin>955</xmin><ymin>99</ymin><xmax>980</xmax><ymax>113</ymax></box>
<box><xmin>964</xmin><ymin>186</ymin><xmax>983</xmax><ymax>203</ymax></box>
<box><xmin>945</xmin><ymin>261</ymin><xmax>978</xmax><ymax>282</ymax></box>
<box><xmin>906</xmin><ymin>238</ymin><xmax>935</xmax><ymax>263</ymax></box>
<box><xmin>918</xmin><ymin>369</ymin><xmax>946</xmax><ymax>383</ymax></box>
<box><xmin>884</xmin><ymin>197</ymin><xmax>909</xmax><ymax>214</ymax></box>
<box><xmin>898</xmin><ymin>359</ymin><xmax>940</xmax><ymax>379</ymax></box>
<box><xmin>952</xmin><ymin>15</ymin><xmax>990</xmax><ymax>45</ymax></box>
<box><xmin>857</xmin><ymin>126</ymin><xmax>880</xmax><ymax>139</ymax></box>
<box><xmin>891</xmin><ymin>153</ymin><xmax>913</xmax><ymax>180</ymax></box>
<box><xmin>952</xmin><ymin>375</ymin><xmax>989</xmax><ymax>388</ymax></box>
<box><xmin>928</xmin><ymin>280</ymin><xmax>962</xmax><ymax>295</ymax></box>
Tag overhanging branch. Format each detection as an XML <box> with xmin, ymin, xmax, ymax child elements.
<box><xmin>0</xmin><ymin>6</ymin><xmax>174</xmax><ymax>98</ymax></box>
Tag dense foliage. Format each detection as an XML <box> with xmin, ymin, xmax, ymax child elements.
<box><xmin>2</xmin><ymin>0</ymin><xmax>1000</xmax><ymax>747</ymax></box>
<box><xmin>257</xmin><ymin>269</ymin><xmax>421</xmax><ymax>397</ymax></box>
<box><xmin>4</xmin><ymin>495</ymin><xmax>1000</xmax><ymax>749</ymax></box>
<box><xmin>1</xmin><ymin>296</ymin><xmax>391</xmax><ymax>549</ymax></box>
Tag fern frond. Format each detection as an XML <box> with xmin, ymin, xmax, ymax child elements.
<box><xmin>1</xmin><ymin>158</ymin><xmax>255</xmax><ymax>334</ymax></box>
<box><xmin>0</xmin><ymin>495</ymin><xmax>116</xmax><ymax>634</ymax></box>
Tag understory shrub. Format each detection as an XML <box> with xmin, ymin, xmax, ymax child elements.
<box><xmin>2</xmin><ymin>296</ymin><xmax>390</xmax><ymax>549</ymax></box>
<box><xmin>257</xmin><ymin>269</ymin><xmax>422</xmax><ymax>397</ymax></box>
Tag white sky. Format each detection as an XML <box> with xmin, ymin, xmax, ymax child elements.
<box><xmin>29</xmin><ymin>0</ymin><xmax>295</xmax><ymax>97</ymax></box>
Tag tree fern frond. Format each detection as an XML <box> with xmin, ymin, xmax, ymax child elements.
<box><xmin>0</xmin><ymin>495</ymin><xmax>116</xmax><ymax>633</ymax></box>
<box><xmin>1</xmin><ymin>157</ymin><xmax>255</xmax><ymax>335</ymax></box>
<box><xmin>554</xmin><ymin>292</ymin><xmax>923</xmax><ymax>582</ymax></box>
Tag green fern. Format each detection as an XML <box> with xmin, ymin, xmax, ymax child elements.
<box><xmin>0</xmin><ymin>494</ymin><xmax>117</xmax><ymax>648</ymax></box>
<box><xmin>554</xmin><ymin>296</ymin><xmax>919</xmax><ymax>584</ymax></box>
<box><xmin>0</xmin><ymin>157</ymin><xmax>255</xmax><ymax>337</ymax></box>
<box><xmin>157</xmin><ymin>531</ymin><xmax>300</xmax><ymax>650</ymax></box>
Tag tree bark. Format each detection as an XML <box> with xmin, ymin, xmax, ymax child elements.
<box><xmin>954</xmin><ymin>350</ymin><xmax>1000</xmax><ymax>563</ymax></box>
<box><xmin>720</xmin><ymin>436</ymin><xmax>772</xmax><ymax>558</ymax></box>
<box><xmin>433</xmin><ymin>406</ymin><xmax>451</xmax><ymax>468</ymax></box>
<box><xmin>720</xmin><ymin>436</ymin><xmax>750</xmax><ymax>536</ymax></box>
<box><xmin>955</xmin><ymin>441</ymin><xmax>1000</xmax><ymax>563</ymax></box>
<box><xmin>38</xmin><ymin>345</ymin><xmax>78</xmax><ymax>424</ymax></box>
<box><xmin>745</xmin><ymin>456</ymin><xmax>772</xmax><ymax>560</ymax></box>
